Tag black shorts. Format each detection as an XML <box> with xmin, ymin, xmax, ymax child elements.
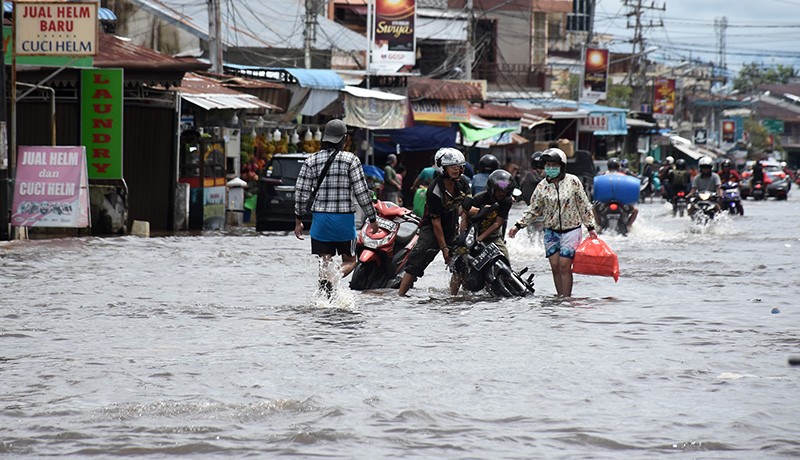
<box><xmin>404</xmin><ymin>227</ymin><xmax>448</xmax><ymax>278</ymax></box>
<box><xmin>311</xmin><ymin>238</ymin><xmax>356</xmax><ymax>257</ymax></box>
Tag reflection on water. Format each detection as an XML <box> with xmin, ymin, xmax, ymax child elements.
<box><xmin>1</xmin><ymin>196</ymin><xmax>799</xmax><ymax>457</ymax></box>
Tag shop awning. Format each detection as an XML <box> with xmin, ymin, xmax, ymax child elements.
<box><xmin>181</xmin><ymin>94</ymin><xmax>278</xmax><ymax>111</ymax></box>
<box><xmin>343</xmin><ymin>86</ymin><xmax>411</xmax><ymax>129</ymax></box>
<box><xmin>459</xmin><ymin>123</ymin><xmax>517</xmax><ymax>143</ymax></box>
<box><xmin>670</xmin><ymin>135</ymin><xmax>719</xmax><ymax>160</ymax></box>
<box><xmin>223</xmin><ymin>64</ymin><xmax>345</xmax><ymax>90</ymax></box>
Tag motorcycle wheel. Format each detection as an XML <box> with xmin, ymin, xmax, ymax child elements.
<box><xmin>491</xmin><ymin>276</ymin><xmax>514</xmax><ymax>297</ymax></box>
<box><xmin>349</xmin><ymin>261</ymin><xmax>379</xmax><ymax>290</ymax></box>
<box><xmin>679</xmin><ymin>206</ymin><xmax>685</xmax><ymax>218</ymax></box>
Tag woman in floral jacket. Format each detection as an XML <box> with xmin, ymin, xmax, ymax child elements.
<box><xmin>508</xmin><ymin>148</ymin><xmax>597</xmax><ymax>297</ymax></box>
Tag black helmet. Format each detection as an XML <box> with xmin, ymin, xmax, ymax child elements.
<box><xmin>722</xmin><ymin>159</ymin><xmax>732</xmax><ymax>169</ymax></box>
<box><xmin>607</xmin><ymin>157</ymin><xmax>620</xmax><ymax>171</ymax></box>
<box><xmin>675</xmin><ymin>158</ymin><xmax>687</xmax><ymax>170</ymax></box>
<box><xmin>530</xmin><ymin>151</ymin><xmax>544</xmax><ymax>169</ymax></box>
<box><xmin>487</xmin><ymin>170</ymin><xmax>515</xmax><ymax>195</ymax></box>
<box><xmin>478</xmin><ymin>154</ymin><xmax>500</xmax><ymax>173</ymax></box>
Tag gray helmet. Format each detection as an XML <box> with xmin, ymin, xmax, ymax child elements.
<box><xmin>487</xmin><ymin>169</ymin><xmax>514</xmax><ymax>195</ymax></box>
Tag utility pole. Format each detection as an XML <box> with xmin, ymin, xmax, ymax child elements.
<box><xmin>304</xmin><ymin>0</ymin><xmax>318</xmax><ymax>69</ymax></box>
<box><xmin>465</xmin><ymin>0</ymin><xmax>474</xmax><ymax>79</ymax></box>
<box><xmin>624</xmin><ymin>0</ymin><xmax>663</xmax><ymax>112</ymax></box>
<box><xmin>207</xmin><ymin>0</ymin><xmax>222</xmax><ymax>73</ymax></box>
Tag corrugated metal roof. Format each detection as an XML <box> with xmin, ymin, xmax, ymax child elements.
<box><xmin>95</xmin><ymin>33</ymin><xmax>209</xmax><ymax>72</ymax></box>
<box><xmin>177</xmin><ymin>73</ymin><xmax>279</xmax><ymax>111</ymax></box>
<box><xmin>408</xmin><ymin>77</ymin><xmax>483</xmax><ymax>101</ymax></box>
<box><xmin>128</xmin><ymin>0</ymin><xmax>366</xmax><ymax>52</ymax></box>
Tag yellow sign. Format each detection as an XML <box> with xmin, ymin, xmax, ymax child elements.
<box><xmin>14</xmin><ymin>2</ymin><xmax>98</xmax><ymax>56</ymax></box>
<box><xmin>410</xmin><ymin>100</ymin><xmax>470</xmax><ymax>123</ymax></box>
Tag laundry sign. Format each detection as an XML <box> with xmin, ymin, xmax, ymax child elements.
<box><xmin>13</xmin><ymin>2</ymin><xmax>98</xmax><ymax>56</ymax></box>
<box><xmin>81</xmin><ymin>68</ymin><xmax>124</xmax><ymax>179</ymax></box>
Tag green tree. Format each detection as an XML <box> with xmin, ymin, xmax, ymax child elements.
<box><xmin>744</xmin><ymin>118</ymin><xmax>781</xmax><ymax>156</ymax></box>
<box><xmin>605</xmin><ymin>85</ymin><xmax>632</xmax><ymax>109</ymax></box>
<box><xmin>734</xmin><ymin>63</ymin><xmax>796</xmax><ymax>94</ymax></box>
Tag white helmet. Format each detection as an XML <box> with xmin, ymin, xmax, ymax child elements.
<box><xmin>437</xmin><ymin>148</ymin><xmax>465</xmax><ymax>168</ymax></box>
<box><xmin>434</xmin><ymin>148</ymin><xmax>449</xmax><ymax>167</ymax></box>
<box><xmin>645</xmin><ymin>156</ymin><xmax>654</xmax><ymax>165</ymax></box>
<box><xmin>665</xmin><ymin>156</ymin><xmax>675</xmax><ymax>165</ymax></box>
<box><xmin>541</xmin><ymin>148</ymin><xmax>567</xmax><ymax>165</ymax></box>
<box><xmin>699</xmin><ymin>156</ymin><xmax>713</xmax><ymax>167</ymax></box>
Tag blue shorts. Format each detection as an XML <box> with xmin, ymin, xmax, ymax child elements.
<box><xmin>544</xmin><ymin>227</ymin><xmax>582</xmax><ymax>259</ymax></box>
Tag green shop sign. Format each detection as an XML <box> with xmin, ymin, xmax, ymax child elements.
<box><xmin>81</xmin><ymin>69</ymin><xmax>124</xmax><ymax>179</ymax></box>
<box><xmin>3</xmin><ymin>26</ymin><xmax>93</xmax><ymax>67</ymax></box>
<box><xmin>762</xmin><ymin>119</ymin><xmax>785</xmax><ymax>134</ymax></box>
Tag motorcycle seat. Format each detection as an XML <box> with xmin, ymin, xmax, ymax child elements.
<box><xmin>395</xmin><ymin>221</ymin><xmax>418</xmax><ymax>245</ymax></box>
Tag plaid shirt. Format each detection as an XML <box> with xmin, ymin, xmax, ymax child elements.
<box><xmin>294</xmin><ymin>149</ymin><xmax>377</xmax><ymax>221</ymax></box>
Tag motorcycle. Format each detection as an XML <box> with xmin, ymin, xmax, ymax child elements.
<box><xmin>750</xmin><ymin>179</ymin><xmax>766</xmax><ymax>201</ymax></box>
<box><xmin>689</xmin><ymin>191</ymin><xmax>720</xmax><ymax>225</ymax></box>
<box><xmin>593</xmin><ymin>200</ymin><xmax>631</xmax><ymax>236</ymax></box>
<box><xmin>450</xmin><ymin>201</ymin><xmax>535</xmax><ymax>297</ymax></box>
<box><xmin>350</xmin><ymin>200</ymin><xmax>420</xmax><ymax>290</ymax></box>
<box><xmin>721</xmin><ymin>181</ymin><xmax>744</xmax><ymax>215</ymax></box>
<box><xmin>671</xmin><ymin>189</ymin><xmax>688</xmax><ymax>217</ymax></box>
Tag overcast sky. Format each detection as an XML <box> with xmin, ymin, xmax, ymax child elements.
<box><xmin>593</xmin><ymin>0</ymin><xmax>800</xmax><ymax>75</ymax></box>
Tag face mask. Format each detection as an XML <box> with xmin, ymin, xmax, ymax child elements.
<box><xmin>544</xmin><ymin>166</ymin><xmax>560</xmax><ymax>178</ymax></box>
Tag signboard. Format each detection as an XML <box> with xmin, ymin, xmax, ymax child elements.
<box><xmin>81</xmin><ymin>69</ymin><xmax>124</xmax><ymax>180</ymax></box>
<box><xmin>13</xmin><ymin>2</ymin><xmax>98</xmax><ymax>56</ymax></box>
<box><xmin>579</xmin><ymin>114</ymin><xmax>609</xmax><ymax>132</ymax></box>
<box><xmin>653</xmin><ymin>78</ymin><xmax>676</xmax><ymax>119</ymax></box>
<box><xmin>11</xmin><ymin>146</ymin><xmax>90</xmax><ymax>228</ymax></box>
<box><xmin>410</xmin><ymin>100</ymin><xmax>470</xmax><ymax>123</ymax></box>
<box><xmin>762</xmin><ymin>119</ymin><xmax>785</xmax><ymax>134</ymax></box>
<box><xmin>694</xmin><ymin>128</ymin><xmax>708</xmax><ymax>145</ymax></box>
<box><xmin>3</xmin><ymin>26</ymin><xmax>93</xmax><ymax>66</ymax></box>
<box><xmin>370</xmin><ymin>0</ymin><xmax>416</xmax><ymax>73</ymax></box>
<box><xmin>581</xmin><ymin>47</ymin><xmax>609</xmax><ymax>102</ymax></box>
<box><xmin>721</xmin><ymin>119</ymin><xmax>736</xmax><ymax>143</ymax></box>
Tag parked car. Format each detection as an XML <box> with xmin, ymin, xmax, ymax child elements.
<box><xmin>256</xmin><ymin>153</ymin><xmax>312</xmax><ymax>231</ymax></box>
<box><xmin>740</xmin><ymin>163</ymin><xmax>792</xmax><ymax>200</ymax></box>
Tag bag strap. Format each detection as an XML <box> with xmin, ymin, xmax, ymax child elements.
<box><xmin>305</xmin><ymin>149</ymin><xmax>340</xmax><ymax>214</ymax></box>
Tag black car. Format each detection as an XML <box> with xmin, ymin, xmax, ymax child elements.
<box><xmin>256</xmin><ymin>153</ymin><xmax>312</xmax><ymax>231</ymax></box>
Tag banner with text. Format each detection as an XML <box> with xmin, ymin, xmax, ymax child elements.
<box><xmin>371</xmin><ymin>0</ymin><xmax>416</xmax><ymax>73</ymax></box>
<box><xmin>410</xmin><ymin>100</ymin><xmax>470</xmax><ymax>123</ymax></box>
<box><xmin>13</xmin><ymin>2</ymin><xmax>98</xmax><ymax>56</ymax></box>
<box><xmin>81</xmin><ymin>68</ymin><xmax>124</xmax><ymax>180</ymax></box>
<box><xmin>11</xmin><ymin>146</ymin><xmax>90</xmax><ymax>228</ymax></box>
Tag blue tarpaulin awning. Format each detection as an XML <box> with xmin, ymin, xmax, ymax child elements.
<box><xmin>373</xmin><ymin>124</ymin><xmax>458</xmax><ymax>155</ymax></box>
<box><xmin>223</xmin><ymin>64</ymin><xmax>345</xmax><ymax>90</ymax></box>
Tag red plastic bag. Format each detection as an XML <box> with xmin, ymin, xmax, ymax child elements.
<box><xmin>572</xmin><ymin>237</ymin><xmax>619</xmax><ymax>282</ymax></box>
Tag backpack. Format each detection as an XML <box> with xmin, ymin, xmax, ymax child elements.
<box><xmin>672</xmin><ymin>170</ymin><xmax>689</xmax><ymax>187</ymax></box>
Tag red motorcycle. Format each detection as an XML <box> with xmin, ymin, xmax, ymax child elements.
<box><xmin>350</xmin><ymin>200</ymin><xmax>420</xmax><ymax>290</ymax></box>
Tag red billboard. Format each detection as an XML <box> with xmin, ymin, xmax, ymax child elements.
<box><xmin>653</xmin><ymin>78</ymin><xmax>676</xmax><ymax>118</ymax></box>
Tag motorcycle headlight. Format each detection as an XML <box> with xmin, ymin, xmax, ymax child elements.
<box><xmin>465</xmin><ymin>227</ymin><xmax>476</xmax><ymax>247</ymax></box>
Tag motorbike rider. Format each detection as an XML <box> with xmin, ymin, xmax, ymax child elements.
<box><xmin>399</xmin><ymin>148</ymin><xmax>470</xmax><ymax>297</ymax></box>
<box><xmin>641</xmin><ymin>156</ymin><xmax>656</xmax><ymax>202</ymax></box>
<box><xmin>471</xmin><ymin>154</ymin><xmax>500</xmax><ymax>195</ymax></box>
<box><xmin>659</xmin><ymin>156</ymin><xmax>675</xmax><ymax>199</ymax></box>
<box><xmin>718</xmin><ymin>159</ymin><xmax>741</xmax><ymax>184</ymax></box>
<box><xmin>519</xmin><ymin>151</ymin><xmax>545</xmax><ymax>205</ymax></box>
<box><xmin>463</xmin><ymin>169</ymin><xmax>515</xmax><ymax>263</ymax></box>
<box><xmin>668</xmin><ymin>158</ymin><xmax>692</xmax><ymax>201</ymax></box>
<box><xmin>508</xmin><ymin>148</ymin><xmax>597</xmax><ymax>298</ymax></box>
<box><xmin>595</xmin><ymin>157</ymin><xmax>639</xmax><ymax>232</ymax></box>
<box><xmin>751</xmin><ymin>160</ymin><xmax>765</xmax><ymax>185</ymax></box>
<box><xmin>688</xmin><ymin>156</ymin><xmax>723</xmax><ymax>216</ymax></box>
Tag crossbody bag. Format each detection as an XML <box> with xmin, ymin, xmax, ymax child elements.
<box><xmin>304</xmin><ymin>149</ymin><xmax>340</xmax><ymax>215</ymax></box>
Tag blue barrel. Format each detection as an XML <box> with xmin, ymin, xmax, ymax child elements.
<box><xmin>593</xmin><ymin>174</ymin><xmax>641</xmax><ymax>205</ymax></box>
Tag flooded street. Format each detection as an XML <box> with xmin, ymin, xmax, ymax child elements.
<box><xmin>2</xmin><ymin>194</ymin><xmax>799</xmax><ymax>458</ymax></box>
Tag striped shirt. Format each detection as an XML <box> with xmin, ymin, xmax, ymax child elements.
<box><xmin>294</xmin><ymin>149</ymin><xmax>377</xmax><ymax>221</ymax></box>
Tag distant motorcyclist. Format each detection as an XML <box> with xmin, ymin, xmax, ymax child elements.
<box><xmin>668</xmin><ymin>158</ymin><xmax>692</xmax><ymax>197</ymax></box>
<box><xmin>688</xmin><ymin>156</ymin><xmax>722</xmax><ymax>216</ymax></box>
<box><xmin>641</xmin><ymin>156</ymin><xmax>656</xmax><ymax>202</ymax></box>
<box><xmin>464</xmin><ymin>169</ymin><xmax>515</xmax><ymax>263</ymax></box>
<box><xmin>519</xmin><ymin>151</ymin><xmax>546</xmax><ymax>205</ymax></box>
<box><xmin>659</xmin><ymin>156</ymin><xmax>675</xmax><ymax>199</ymax></box>
<box><xmin>718</xmin><ymin>159</ymin><xmax>741</xmax><ymax>184</ymax></box>
<box><xmin>752</xmin><ymin>160</ymin><xmax>765</xmax><ymax>185</ymax></box>
<box><xmin>596</xmin><ymin>157</ymin><xmax>639</xmax><ymax>231</ymax></box>
<box><xmin>471</xmin><ymin>154</ymin><xmax>500</xmax><ymax>195</ymax></box>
